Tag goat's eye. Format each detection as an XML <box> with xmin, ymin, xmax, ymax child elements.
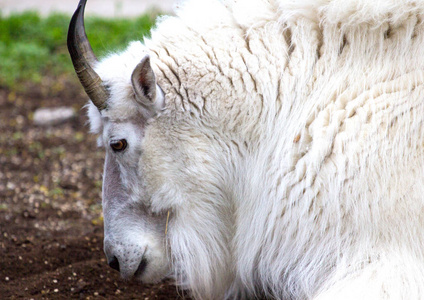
<box><xmin>110</xmin><ymin>139</ymin><xmax>127</xmax><ymax>152</ymax></box>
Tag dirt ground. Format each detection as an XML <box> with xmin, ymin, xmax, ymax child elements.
<box><xmin>0</xmin><ymin>79</ymin><xmax>188</xmax><ymax>299</ymax></box>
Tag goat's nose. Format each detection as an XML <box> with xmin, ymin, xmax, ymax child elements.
<box><xmin>108</xmin><ymin>256</ymin><xmax>120</xmax><ymax>272</ymax></box>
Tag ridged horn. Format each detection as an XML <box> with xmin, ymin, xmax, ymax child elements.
<box><xmin>67</xmin><ymin>0</ymin><xmax>109</xmax><ymax>110</ymax></box>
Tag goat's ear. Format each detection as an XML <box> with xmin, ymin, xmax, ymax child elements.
<box><xmin>131</xmin><ymin>55</ymin><xmax>159</xmax><ymax>111</ymax></box>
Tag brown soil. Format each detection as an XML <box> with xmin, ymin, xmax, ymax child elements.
<box><xmin>0</xmin><ymin>80</ymin><xmax>188</xmax><ymax>299</ymax></box>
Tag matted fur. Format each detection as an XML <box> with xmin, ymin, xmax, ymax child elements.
<box><xmin>87</xmin><ymin>0</ymin><xmax>424</xmax><ymax>299</ymax></box>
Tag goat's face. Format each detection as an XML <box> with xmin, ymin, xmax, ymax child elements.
<box><xmin>86</xmin><ymin>53</ymin><xmax>171</xmax><ymax>282</ymax></box>
<box><xmin>101</xmin><ymin>116</ymin><xmax>169</xmax><ymax>282</ymax></box>
<box><xmin>68</xmin><ymin>2</ymin><xmax>232</xmax><ymax>290</ymax></box>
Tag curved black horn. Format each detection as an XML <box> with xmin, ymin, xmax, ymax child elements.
<box><xmin>67</xmin><ymin>0</ymin><xmax>109</xmax><ymax>110</ymax></box>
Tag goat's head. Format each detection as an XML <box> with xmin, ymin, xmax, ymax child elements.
<box><xmin>68</xmin><ymin>1</ymin><xmax>234</xmax><ymax>295</ymax></box>
<box><xmin>67</xmin><ymin>0</ymin><xmax>169</xmax><ymax>282</ymax></box>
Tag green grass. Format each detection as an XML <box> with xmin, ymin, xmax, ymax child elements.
<box><xmin>0</xmin><ymin>11</ymin><xmax>157</xmax><ymax>91</ymax></box>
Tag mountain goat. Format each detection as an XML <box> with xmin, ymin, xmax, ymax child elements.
<box><xmin>68</xmin><ymin>0</ymin><xmax>424</xmax><ymax>298</ymax></box>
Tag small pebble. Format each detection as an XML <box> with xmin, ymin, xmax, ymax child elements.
<box><xmin>33</xmin><ymin>107</ymin><xmax>76</xmax><ymax>126</ymax></box>
<box><xmin>5</xmin><ymin>277</ymin><xmax>9</xmax><ymax>281</ymax></box>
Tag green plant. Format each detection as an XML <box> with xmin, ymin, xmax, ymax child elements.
<box><xmin>0</xmin><ymin>11</ymin><xmax>158</xmax><ymax>91</ymax></box>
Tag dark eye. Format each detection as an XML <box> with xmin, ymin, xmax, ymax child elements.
<box><xmin>110</xmin><ymin>139</ymin><xmax>127</xmax><ymax>152</ymax></box>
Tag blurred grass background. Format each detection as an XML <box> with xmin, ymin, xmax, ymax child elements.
<box><xmin>0</xmin><ymin>11</ymin><xmax>157</xmax><ymax>91</ymax></box>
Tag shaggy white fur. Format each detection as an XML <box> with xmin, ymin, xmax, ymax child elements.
<box><xmin>87</xmin><ymin>0</ymin><xmax>424</xmax><ymax>299</ymax></box>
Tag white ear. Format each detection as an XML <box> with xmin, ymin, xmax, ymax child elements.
<box><xmin>87</xmin><ymin>102</ymin><xmax>103</xmax><ymax>134</ymax></box>
<box><xmin>131</xmin><ymin>55</ymin><xmax>164</xmax><ymax>115</ymax></box>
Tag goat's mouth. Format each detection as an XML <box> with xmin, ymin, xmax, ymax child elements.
<box><xmin>134</xmin><ymin>258</ymin><xmax>148</xmax><ymax>278</ymax></box>
<box><xmin>131</xmin><ymin>255</ymin><xmax>171</xmax><ymax>284</ymax></box>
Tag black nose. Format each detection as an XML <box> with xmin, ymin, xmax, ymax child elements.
<box><xmin>108</xmin><ymin>256</ymin><xmax>120</xmax><ymax>272</ymax></box>
<box><xmin>134</xmin><ymin>258</ymin><xmax>148</xmax><ymax>278</ymax></box>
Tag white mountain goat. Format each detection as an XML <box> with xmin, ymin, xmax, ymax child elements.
<box><xmin>67</xmin><ymin>0</ymin><xmax>424</xmax><ymax>298</ymax></box>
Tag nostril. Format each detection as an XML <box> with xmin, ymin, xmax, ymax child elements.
<box><xmin>108</xmin><ymin>256</ymin><xmax>120</xmax><ymax>272</ymax></box>
<box><xmin>134</xmin><ymin>258</ymin><xmax>148</xmax><ymax>278</ymax></box>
